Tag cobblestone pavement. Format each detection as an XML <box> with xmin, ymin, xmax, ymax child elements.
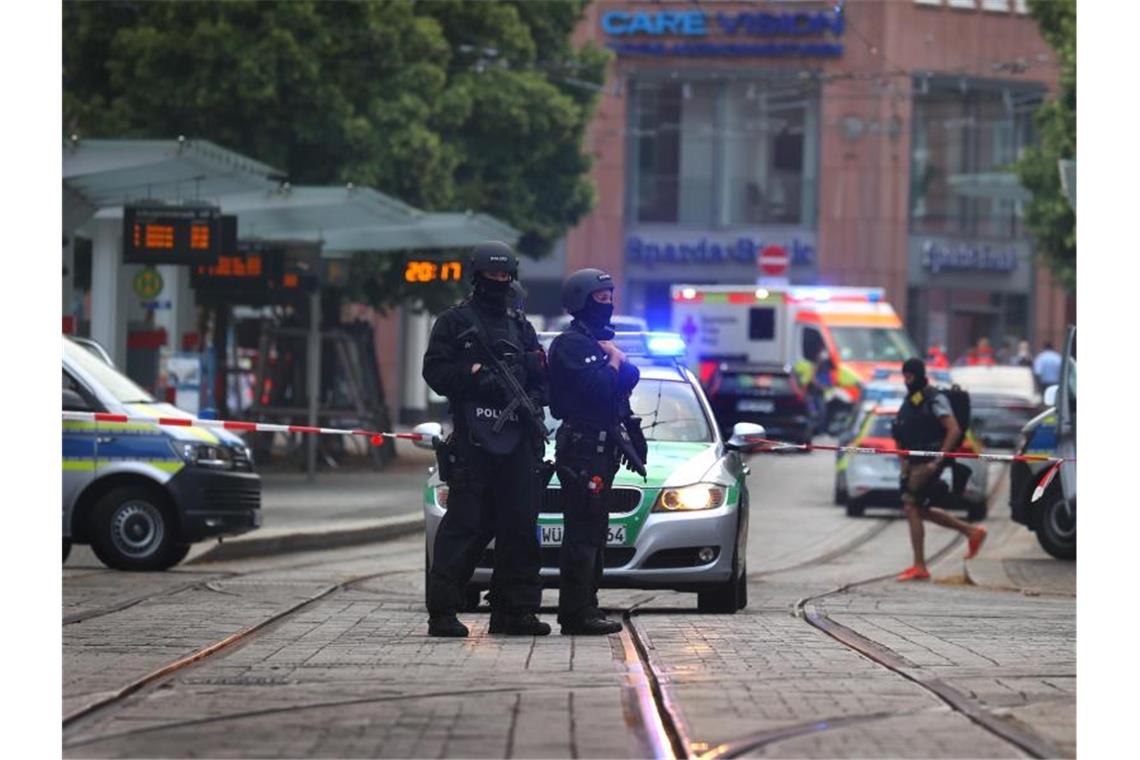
<box><xmin>63</xmin><ymin>454</ymin><xmax>1075</xmax><ymax>758</ymax></box>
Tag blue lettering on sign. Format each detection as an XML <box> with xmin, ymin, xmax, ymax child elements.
<box><xmin>601</xmin><ymin>10</ymin><xmax>709</xmax><ymax>37</ymax></box>
<box><xmin>626</xmin><ymin>236</ymin><xmax>816</xmax><ymax>269</ymax></box>
<box><xmin>602</xmin><ymin>9</ymin><xmax>843</xmax><ymax>39</ymax></box>
<box><xmin>921</xmin><ymin>240</ymin><xmax>1019</xmax><ymax>274</ymax></box>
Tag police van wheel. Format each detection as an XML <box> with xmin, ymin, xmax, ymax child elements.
<box><xmin>63</xmin><ymin>539</ymin><xmax>71</xmax><ymax>563</ymax></box>
<box><xmin>89</xmin><ymin>485</ymin><xmax>184</xmax><ymax>571</ymax></box>
<box><xmin>966</xmin><ymin>500</ymin><xmax>988</xmax><ymax>523</ymax></box>
<box><xmin>1036</xmin><ymin>495</ymin><xmax>1076</xmax><ymax>560</ymax></box>
<box><xmin>845</xmin><ymin>501</ymin><xmax>864</xmax><ymax>518</ymax></box>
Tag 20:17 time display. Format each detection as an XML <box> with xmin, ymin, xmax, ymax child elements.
<box><xmin>404</xmin><ymin>260</ymin><xmax>463</xmax><ymax>283</ymax></box>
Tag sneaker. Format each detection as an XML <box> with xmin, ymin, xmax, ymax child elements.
<box><xmin>965</xmin><ymin>527</ymin><xmax>988</xmax><ymax>560</ymax></box>
<box><xmin>488</xmin><ymin>613</ymin><xmax>552</xmax><ymax>636</ymax></box>
<box><xmin>427</xmin><ymin>614</ymin><xmax>469</xmax><ymax>638</ymax></box>
<box><xmin>896</xmin><ymin>566</ymin><xmax>931</xmax><ymax>582</ymax></box>
<box><xmin>560</xmin><ymin>614</ymin><xmax>623</xmax><ymax>636</ymax></box>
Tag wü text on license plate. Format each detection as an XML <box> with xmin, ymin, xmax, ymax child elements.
<box><xmin>539</xmin><ymin>524</ymin><xmax>626</xmax><ymax>546</ymax></box>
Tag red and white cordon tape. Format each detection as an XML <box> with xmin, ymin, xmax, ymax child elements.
<box><xmin>745</xmin><ymin>436</ymin><xmax>1073</xmax><ymax>503</ymax></box>
<box><xmin>61</xmin><ymin>411</ymin><xmax>431</xmax><ymax>447</ymax></box>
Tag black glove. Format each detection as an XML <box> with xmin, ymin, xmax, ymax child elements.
<box><xmin>626</xmin><ymin>416</ymin><xmax>649</xmax><ymax>465</ymax></box>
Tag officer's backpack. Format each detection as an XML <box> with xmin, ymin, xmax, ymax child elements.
<box><xmin>928</xmin><ymin>384</ymin><xmax>972</xmax><ymax>446</ymax></box>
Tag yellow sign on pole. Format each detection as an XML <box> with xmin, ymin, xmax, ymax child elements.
<box><xmin>133</xmin><ymin>267</ymin><xmax>165</xmax><ymax>300</ymax></box>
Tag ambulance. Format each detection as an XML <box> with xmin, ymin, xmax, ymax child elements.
<box><xmin>670</xmin><ymin>285</ymin><xmax>919</xmax><ymax>406</ymax></box>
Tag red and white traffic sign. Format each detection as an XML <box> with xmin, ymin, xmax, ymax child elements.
<box><xmin>758</xmin><ymin>245</ymin><xmax>789</xmax><ymax>277</ymax></box>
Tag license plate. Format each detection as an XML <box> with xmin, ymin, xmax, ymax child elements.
<box><xmin>736</xmin><ymin>399</ymin><xmax>774</xmax><ymax>413</ymax></box>
<box><xmin>539</xmin><ymin>524</ymin><xmax>626</xmax><ymax>546</ymax></box>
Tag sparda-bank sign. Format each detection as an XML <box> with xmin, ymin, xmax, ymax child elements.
<box><xmin>601</xmin><ymin>8</ymin><xmax>845</xmax><ymax>58</ymax></box>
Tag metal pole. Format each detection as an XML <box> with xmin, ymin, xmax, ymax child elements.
<box><xmin>306</xmin><ymin>288</ymin><xmax>321</xmax><ymax>482</ymax></box>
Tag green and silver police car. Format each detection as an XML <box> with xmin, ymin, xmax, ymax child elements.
<box><xmin>418</xmin><ymin>332</ymin><xmax>761</xmax><ymax>613</ymax></box>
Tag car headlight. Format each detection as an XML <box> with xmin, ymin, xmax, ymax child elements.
<box><xmin>172</xmin><ymin>441</ymin><xmax>235</xmax><ymax>470</ymax></box>
<box><xmin>653</xmin><ymin>484</ymin><xmax>727</xmax><ymax>512</ymax></box>
<box><xmin>435</xmin><ymin>485</ymin><xmax>449</xmax><ymax>509</ymax></box>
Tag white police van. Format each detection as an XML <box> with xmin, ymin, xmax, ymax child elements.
<box><xmin>63</xmin><ymin>337</ymin><xmax>260</xmax><ymax>570</ymax></box>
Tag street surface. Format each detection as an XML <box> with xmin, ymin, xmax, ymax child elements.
<box><xmin>62</xmin><ymin>451</ymin><xmax>1075</xmax><ymax>758</ymax></box>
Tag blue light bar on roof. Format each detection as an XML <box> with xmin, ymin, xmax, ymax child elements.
<box><xmin>645</xmin><ymin>332</ymin><xmax>687</xmax><ymax>357</ymax></box>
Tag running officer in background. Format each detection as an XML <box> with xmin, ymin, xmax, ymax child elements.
<box><xmin>547</xmin><ymin>268</ymin><xmax>646</xmax><ymax>635</ymax></box>
<box><xmin>892</xmin><ymin>357</ymin><xmax>987</xmax><ymax>582</ymax></box>
<box><xmin>421</xmin><ymin>241</ymin><xmax>551</xmax><ymax>638</ymax></box>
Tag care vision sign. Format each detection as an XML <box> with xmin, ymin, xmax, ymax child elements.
<box><xmin>601</xmin><ymin>6</ymin><xmax>844</xmax><ymax>58</ymax></box>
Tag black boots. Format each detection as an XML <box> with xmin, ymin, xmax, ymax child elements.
<box><xmin>489</xmin><ymin>612</ymin><xmax>552</xmax><ymax>636</ymax></box>
<box><xmin>427</xmin><ymin>614</ymin><xmax>469</xmax><ymax>638</ymax></box>
<box><xmin>559</xmin><ymin>613</ymin><xmax>622</xmax><ymax>636</ymax></box>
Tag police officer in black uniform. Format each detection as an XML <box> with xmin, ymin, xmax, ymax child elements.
<box><xmin>422</xmin><ymin>241</ymin><xmax>551</xmax><ymax>637</ymax></box>
<box><xmin>548</xmin><ymin>268</ymin><xmax>645</xmax><ymax>635</ymax></box>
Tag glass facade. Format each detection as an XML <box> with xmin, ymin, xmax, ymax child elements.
<box><xmin>909</xmin><ymin>78</ymin><xmax>1043</xmax><ymax>239</ymax></box>
<box><xmin>630</xmin><ymin>76</ymin><xmax>819</xmax><ymax>227</ymax></box>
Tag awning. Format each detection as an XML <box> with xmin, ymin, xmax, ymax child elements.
<box><xmin>304</xmin><ymin>212</ymin><xmax>520</xmax><ymax>254</ymax></box>
<box><xmin>63</xmin><ymin>138</ymin><xmax>284</xmax><ymax>232</ymax></box>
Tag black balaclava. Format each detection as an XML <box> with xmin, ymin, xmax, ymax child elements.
<box><xmin>902</xmin><ymin>357</ymin><xmax>927</xmax><ymax>394</ymax></box>
<box><xmin>473</xmin><ymin>274</ymin><xmax>512</xmax><ymax>314</ymax></box>
<box><xmin>574</xmin><ymin>291</ymin><xmax>614</xmax><ymax>336</ymax></box>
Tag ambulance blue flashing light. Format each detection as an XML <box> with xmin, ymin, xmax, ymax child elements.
<box><xmin>645</xmin><ymin>333</ymin><xmax>687</xmax><ymax>357</ymax></box>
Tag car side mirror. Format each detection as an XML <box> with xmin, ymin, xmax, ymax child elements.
<box><xmin>1043</xmin><ymin>385</ymin><xmax>1058</xmax><ymax>408</ymax></box>
<box><xmin>726</xmin><ymin>422</ymin><xmax>766</xmax><ymax>452</ymax></box>
<box><xmin>411</xmin><ymin>422</ymin><xmax>443</xmax><ymax>450</ymax></box>
<box><xmin>62</xmin><ymin>389</ymin><xmax>90</xmax><ymax>412</ymax></box>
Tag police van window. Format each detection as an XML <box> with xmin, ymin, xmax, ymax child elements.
<box><xmin>629</xmin><ymin>380</ymin><xmax>713</xmax><ymax>443</ymax></box>
<box><xmin>801</xmin><ymin>327</ymin><xmax>823</xmax><ymax>361</ymax></box>
<box><xmin>748</xmin><ymin>308</ymin><xmax>775</xmax><ymax>340</ymax></box>
<box><xmin>63</xmin><ymin>339</ymin><xmax>154</xmax><ymax>404</ymax></box>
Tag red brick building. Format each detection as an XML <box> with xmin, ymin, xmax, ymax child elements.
<box><xmin>557</xmin><ymin>0</ymin><xmax>1073</xmax><ymax>361</ymax></box>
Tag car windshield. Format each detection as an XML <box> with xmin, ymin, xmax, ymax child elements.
<box><xmin>867</xmin><ymin>415</ymin><xmax>895</xmax><ymax>439</ymax></box>
<box><xmin>719</xmin><ymin>372</ymin><xmax>795</xmax><ymax>395</ymax></box>
<box><xmin>63</xmin><ymin>338</ymin><xmax>155</xmax><ymax>404</ymax></box>
<box><xmin>545</xmin><ymin>379</ymin><xmax>713</xmax><ymax>443</ymax></box>
<box><xmin>951</xmin><ymin>367</ymin><xmax>1037</xmax><ymax>400</ymax></box>
<box><xmin>829</xmin><ymin>327</ymin><xmax>917</xmax><ymax>363</ymax></box>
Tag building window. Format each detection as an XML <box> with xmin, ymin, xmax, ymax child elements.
<box><xmin>630</xmin><ymin>77</ymin><xmax>819</xmax><ymax>227</ymax></box>
<box><xmin>909</xmin><ymin>77</ymin><xmax>1043</xmax><ymax>239</ymax></box>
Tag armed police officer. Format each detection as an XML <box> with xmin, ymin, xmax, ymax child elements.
<box><xmin>548</xmin><ymin>269</ymin><xmax>647</xmax><ymax>635</ymax></box>
<box><xmin>422</xmin><ymin>241</ymin><xmax>551</xmax><ymax>638</ymax></box>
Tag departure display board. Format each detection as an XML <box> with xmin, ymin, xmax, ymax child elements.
<box><xmin>191</xmin><ymin>243</ymin><xmax>316</xmax><ymax>305</ymax></box>
<box><xmin>123</xmin><ymin>203</ymin><xmax>222</xmax><ymax>265</ymax></box>
<box><xmin>404</xmin><ymin>259</ymin><xmax>463</xmax><ymax>283</ymax></box>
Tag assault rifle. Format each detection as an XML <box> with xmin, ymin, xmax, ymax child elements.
<box><xmin>456</xmin><ymin>322</ymin><xmax>548</xmax><ymax>446</ymax></box>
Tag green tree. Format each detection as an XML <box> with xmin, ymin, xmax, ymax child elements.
<box><xmin>1014</xmin><ymin>0</ymin><xmax>1075</xmax><ymax>291</ymax></box>
<box><xmin>63</xmin><ymin>0</ymin><xmax>607</xmax><ymax>310</ymax></box>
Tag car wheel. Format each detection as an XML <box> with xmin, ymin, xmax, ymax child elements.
<box><xmin>734</xmin><ymin>561</ymin><xmax>748</xmax><ymax>611</ymax></box>
<box><xmin>423</xmin><ymin>543</ymin><xmax>431</xmax><ymax>610</ymax></box>
<box><xmin>1036</xmin><ymin>495</ymin><xmax>1076</xmax><ymax>560</ymax></box>
<box><xmin>845</xmin><ymin>500</ymin><xmax>864</xmax><ymax>518</ymax></box>
<box><xmin>63</xmin><ymin>538</ymin><xmax>71</xmax><ymax>563</ymax></box>
<box><xmin>464</xmin><ymin>585</ymin><xmax>484</xmax><ymax>611</ymax></box>
<box><xmin>834</xmin><ymin>474</ymin><xmax>848</xmax><ymax>506</ymax></box>
<box><xmin>89</xmin><ymin>485</ymin><xmax>184</xmax><ymax>571</ymax></box>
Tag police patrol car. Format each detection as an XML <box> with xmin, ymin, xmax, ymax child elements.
<box><xmin>417</xmin><ymin>332</ymin><xmax>760</xmax><ymax>613</ymax></box>
<box><xmin>63</xmin><ymin>337</ymin><xmax>261</xmax><ymax>570</ymax></box>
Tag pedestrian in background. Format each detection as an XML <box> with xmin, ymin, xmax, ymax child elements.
<box><xmin>925</xmin><ymin>344</ymin><xmax>950</xmax><ymax>369</ymax></box>
<box><xmin>1033</xmin><ymin>341</ymin><xmax>1062</xmax><ymax>390</ymax></box>
<box><xmin>1012</xmin><ymin>339</ymin><xmax>1033</xmax><ymax>367</ymax></box>
<box><xmin>891</xmin><ymin>357</ymin><xmax>987</xmax><ymax>581</ymax></box>
<box><xmin>548</xmin><ymin>268</ymin><xmax>645</xmax><ymax>635</ymax></box>
<box><xmin>421</xmin><ymin>241</ymin><xmax>551</xmax><ymax>638</ymax></box>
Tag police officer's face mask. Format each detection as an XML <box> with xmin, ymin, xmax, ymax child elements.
<box><xmin>903</xmin><ymin>371</ymin><xmax>926</xmax><ymax>394</ymax></box>
<box><xmin>576</xmin><ymin>292</ymin><xmax>614</xmax><ymax>331</ymax></box>
<box><xmin>473</xmin><ymin>275</ymin><xmax>512</xmax><ymax>311</ymax></box>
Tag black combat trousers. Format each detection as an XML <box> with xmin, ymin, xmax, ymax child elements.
<box><xmin>427</xmin><ymin>438</ymin><xmax>542</xmax><ymax>616</ymax></box>
<box><xmin>555</xmin><ymin>426</ymin><xmax>620</xmax><ymax>623</ymax></box>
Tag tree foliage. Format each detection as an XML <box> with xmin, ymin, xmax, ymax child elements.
<box><xmin>1014</xmin><ymin>0</ymin><xmax>1075</xmax><ymax>291</ymax></box>
<box><xmin>63</xmin><ymin>0</ymin><xmax>608</xmax><ymax>311</ymax></box>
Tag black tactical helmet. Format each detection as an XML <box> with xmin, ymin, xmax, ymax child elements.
<box><xmin>469</xmin><ymin>240</ymin><xmax>518</xmax><ymax>280</ymax></box>
<box><xmin>562</xmin><ymin>268</ymin><xmax>614</xmax><ymax>313</ymax></box>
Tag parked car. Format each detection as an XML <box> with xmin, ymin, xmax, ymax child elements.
<box><xmin>419</xmin><ymin>332</ymin><xmax>759</xmax><ymax>613</ymax></box>
<box><xmin>63</xmin><ymin>337</ymin><xmax>261</xmax><ymax>570</ymax></box>
<box><xmin>834</xmin><ymin>402</ymin><xmax>988</xmax><ymax>520</ymax></box>
<box><xmin>1008</xmin><ymin>326</ymin><xmax>1075</xmax><ymax>559</ymax></box>
<box><xmin>704</xmin><ymin>362</ymin><xmax>812</xmax><ymax>446</ymax></box>
<box><xmin>950</xmin><ymin>365</ymin><xmax>1042</xmax><ymax>449</ymax></box>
